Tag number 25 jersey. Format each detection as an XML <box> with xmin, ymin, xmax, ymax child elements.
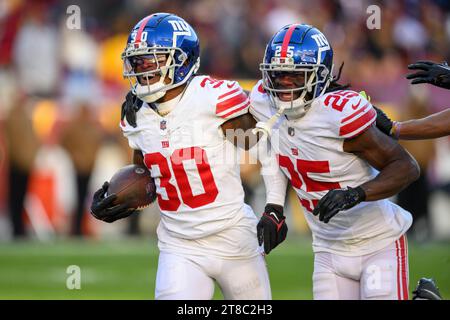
<box><xmin>250</xmin><ymin>81</ymin><xmax>412</xmax><ymax>256</ymax></box>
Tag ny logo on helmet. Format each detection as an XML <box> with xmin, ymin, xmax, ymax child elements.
<box><xmin>168</xmin><ymin>20</ymin><xmax>191</xmax><ymax>33</ymax></box>
<box><xmin>168</xmin><ymin>20</ymin><xmax>192</xmax><ymax>46</ymax></box>
<box><xmin>311</xmin><ymin>34</ymin><xmax>330</xmax><ymax>51</ymax></box>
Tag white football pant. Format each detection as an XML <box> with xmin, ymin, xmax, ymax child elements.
<box><xmin>313</xmin><ymin>235</ymin><xmax>409</xmax><ymax>300</ymax></box>
<box><xmin>155</xmin><ymin>251</ymin><xmax>271</xmax><ymax>299</ymax></box>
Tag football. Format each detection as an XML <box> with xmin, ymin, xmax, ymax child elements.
<box><xmin>107</xmin><ymin>164</ymin><xmax>157</xmax><ymax>209</ymax></box>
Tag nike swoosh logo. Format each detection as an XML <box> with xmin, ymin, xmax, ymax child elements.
<box><xmin>420</xmin><ymin>289</ymin><xmax>442</xmax><ymax>300</ymax></box>
<box><xmin>227</xmin><ymin>82</ymin><xmax>235</xmax><ymax>89</ymax></box>
<box><xmin>269</xmin><ymin>212</ymin><xmax>279</xmax><ymax>223</ymax></box>
<box><xmin>351</xmin><ymin>99</ymin><xmax>362</xmax><ymax>109</ymax></box>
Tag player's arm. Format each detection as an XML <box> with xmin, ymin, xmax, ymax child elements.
<box><xmin>375</xmin><ymin>107</ymin><xmax>450</xmax><ymax>140</ymax></box>
<box><xmin>313</xmin><ymin>125</ymin><xmax>420</xmax><ymax>223</ymax></box>
<box><xmin>345</xmin><ymin>126</ymin><xmax>420</xmax><ymax>199</ymax></box>
<box><xmin>221</xmin><ymin>105</ymin><xmax>288</xmax><ymax>253</ymax></box>
<box><xmin>133</xmin><ymin>149</ymin><xmax>145</xmax><ymax>165</ymax></box>
<box><xmin>220</xmin><ymin>112</ymin><xmax>260</xmax><ymax>150</ymax></box>
<box><xmin>214</xmin><ymin>81</ymin><xmax>260</xmax><ymax>150</ymax></box>
<box><xmin>391</xmin><ymin>109</ymin><xmax>450</xmax><ymax>140</ymax></box>
<box><xmin>251</xmin><ymin>139</ymin><xmax>289</xmax><ymax>254</ymax></box>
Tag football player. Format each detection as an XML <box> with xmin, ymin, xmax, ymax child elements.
<box><xmin>250</xmin><ymin>24</ymin><xmax>420</xmax><ymax>300</ymax></box>
<box><xmin>90</xmin><ymin>13</ymin><xmax>286</xmax><ymax>300</ymax></box>
<box><xmin>374</xmin><ymin>60</ymin><xmax>450</xmax><ymax>140</ymax></box>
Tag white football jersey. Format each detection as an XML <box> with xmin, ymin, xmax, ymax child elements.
<box><xmin>121</xmin><ymin>76</ymin><xmax>255</xmax><ymax>243</ymax></box>
<box><xmin>250</xmin><ymin>80</ymin><xmax>412</xmax><ymax>256</ymax></box>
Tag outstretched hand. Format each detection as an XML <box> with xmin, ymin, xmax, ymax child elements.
<box><xmin>407</xmin><ymin>61</ymin><xmax>450</xmax><ymax>89</ymax></box>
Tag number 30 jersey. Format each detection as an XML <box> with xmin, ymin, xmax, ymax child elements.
<box><xmin>121</xmin><ymin>76</ymin><xmax>253</xmax><ymax>242</ymax></box>
<box><xmin>250</xmin><ymin>81</ymin><xmax>412</xmax><ymax>256</ymax></box>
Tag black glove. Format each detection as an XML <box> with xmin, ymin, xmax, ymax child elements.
<box><xmin>257</xmin><ymin>204</ymin><xmax>288</xmax><ymax>254</ymax></box>
<box><xmin>373</xmin><ymin>105</ymin><xmax>394</xmax><ymax>137</ymax></box>
<box><xmin>407</xmin><ymin>61</ymin><xmax>450</xmax><ymax>89</ymax></box>
<box><xmin>121</xmin><ymin>91</ymin><xmax>143</xmax><ymax>128</ymax></box>
<box><xmin>312</xmin><ymin>187</ymin><xmax>366</xmax><ymax>223</ymax></box>
<box><xmin>90</xmin><ymin>181</ymin><xmax>136</xmax><ymax>223</ymax></box>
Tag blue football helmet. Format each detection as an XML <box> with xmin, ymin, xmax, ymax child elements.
<box><xmin>260</xmin><ymin>24</ymin><xmax>334</xmax><ymax>117</ymax></box>
<box><xmin>122</xmin><ymin>13</ymin><xmax>200</xmax><ymax>103</ymax></box>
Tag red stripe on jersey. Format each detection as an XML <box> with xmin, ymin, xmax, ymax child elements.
<box><xmin>396</xmin><ymin>239</ymin><xmax>402</xmax><ymax>299</ymax></box>
<box><xmin>258</xmin><ymin>83</ymin><xmax>265</xmax><ymax>93</ymax></box>
<box><xmin>220</xmin><ymin>100</ymin><xmax>250</xmax><ymax>119</ymax></box>
<box><xmin>400</xmin><ymin>235</ymin><xmax>409</xmax><ymax>299</ymax></box>
<box><xmin>134</xmin><ymin>15</ymin><xmax>153</xmax><ymax>44</ymax></box>
<box><xmin>339</xmin><ymin>108</ymin><xmax>376</xmax><ymax>137</ymax></box>
<box><xmin>341</xmin><ymin>102</ymin><xmax>370</xmax><ymax>123</ymax></box>
<box><xmin>299</xmin><ymin>197</ymin><xmax>319</xmax><ymax>213</ymax></box>
<box><xmin>216</xmin><ymin>92</ymin><xmax>248</xmax><ymax>114</ymax></box>
<box><xmin>331</xmin><ymin>90</ymin><xmax>345</xmax><ymax>96</ymax></box>
<box><xmin>280</xmin><ymin>24</ymin><xmax>299</xmax><ymax>57</ymax></box>
<box><xmin>212</xmin><ymin>80</ymin><xmax>225</xmax><ymax>88</ymax></box>
<box><xmin>218</xmin><ymin>87</ymin><xmax>240</xmax><ymax>100</ymax></box>
<box><xmin>405</xmin><ymin>236</ymin><xmax>409</xmax><ymax>299</ymax></box>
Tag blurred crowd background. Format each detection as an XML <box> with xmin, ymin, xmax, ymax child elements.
<box><xmin>0</xmin><ymin>0</ymin><xmax>449</xmax><ymax>242</ymax></box>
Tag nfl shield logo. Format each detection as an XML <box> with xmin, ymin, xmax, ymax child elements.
<box><xmin>160</xmin><ymin>120</ymin><xmax>167</xmax><ymax>130</ymax></box>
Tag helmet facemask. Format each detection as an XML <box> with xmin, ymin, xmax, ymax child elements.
<box><xmin>122</xmin><ymin>45</ymin><xmax>199</xmax><ymax>103</ymax></box>
<box><xmin>260</xmin><ymin>57</ymin><xmax>333</xmax><ymax>118</ymax></box>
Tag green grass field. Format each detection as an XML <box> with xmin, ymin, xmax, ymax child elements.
<box><xmin>0</xmin><ymin>236</ymin><xmax>448</xmax><ymax>299</ymax></box>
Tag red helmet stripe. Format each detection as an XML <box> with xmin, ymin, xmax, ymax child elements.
<box><xmin>280</xmin><ymin>24</ymin><xmax>299</xmax><ymax>58</ymax></box>
<box><xmin>134</xmin><ymin>15</ymin><xmax>154</xmax><ymax>44</ymax></box>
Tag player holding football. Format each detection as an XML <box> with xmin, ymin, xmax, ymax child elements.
<box><xmin>89</xmin><ymin>13</ymin><xmax>287</xmax><ymax>300</ymax></box>
<box><xmin>374</xmin><ymin>60</ymin><xmax>450</xmax><ymax>140</ymax></box>
<box><xmin>250</xmin><ymin>24</ymin><xmax>420</xmax><ymax>300</ymax></box>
